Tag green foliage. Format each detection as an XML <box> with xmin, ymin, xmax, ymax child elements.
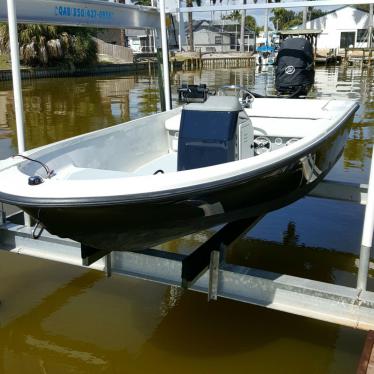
<box><xmin>0</xmin><ymin>24</ymin><xmax>9</xmax><ymax>53</ymax></box>
<box><xmin>0</xmin><ymin>53</ymin><xmax>10</xmax><ymax>69</ymax></box>
<box><xmin>0</xmin><ymin>23</ymin><xmax>97</xmax><ymax>67</ymax></box>
<box><xmin>68</xmin><ymin>33</ymin><xmax>97</xmax><ymax>67</ymax></box>
<box><xmin>310</xmin><ymin>8</ymin><xmax>326</xmax><ymax>21</ymax></box>
<box><xmin>354</xmin><ymin>5</ymin><xmax>369</xmax><ymax>12</ymax></box>
<box><xmin>270</xmin><ymin>6</ymin><xmax>326</xmax><ymax>30</ymax></box>
<box><xmin>270</xmin><ymin>8</ymin><xmax>302</xmax><ymax>30</ymax></box>
<box><xmin>133</xmin><ymin>0</ymin><xmax>151</xmax><ymax>5</ymax></box>
<box><xmin>246</xmin><ymin>15</ymin><xmax>262</xmax><ymax>36</ymax></box>
<box><xmin>19</xmin><ymin>25</ymin><xmax>58</xmax><ymax>45</ymax></box>
<box><xmin>222</xmin><ymin>11</ymin><xmax>260</xmax><ymax>36</ymax></box>
<box><xmin>223</xmin><ymin>10</ymin><xmax>241</xmax><ymax>21</ymax></box>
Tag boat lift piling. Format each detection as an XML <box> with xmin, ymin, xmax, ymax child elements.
<box><xmin>6</xmin><ymin>0</ymin><xmax>25</xmax><ymax>154</ymax></box>
<box><xmin>2</xmin><ymin>0</ymin><xmax>374</xmax><ymax>331</ymax></box>
<box><xmin>6</xmin><ymin>0</ymin><xmax>31</xmax><ymax>226</ymax></box>
<box><xmin>358</xmin><ymin>148</ymin><xmax>374</xmax><ymax>291</ymax></box>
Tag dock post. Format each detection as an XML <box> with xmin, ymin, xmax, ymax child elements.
<box><xmin>357</xmin><ymin>149</ymin><xmax>374</xmax><ymax>291</ymax></box>
<box><xmin>0</xmin><ymin>204</ymin><xmax>5</xmax><ymax>226</ymax></box>
<box><xmin>105</xmin><ymin>253</ymin><xmax>112</xmax><ymax>277</ymax></box>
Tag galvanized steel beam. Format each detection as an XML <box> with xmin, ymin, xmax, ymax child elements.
<box><xmin>357</xmin><ymin>149</ymin><xmax>374</xmax><ymax>290</ymax></box>
<box><xmin>309</xmin><ymin>179</ymin><xmax>368</xmax><ymax>205</ymax></box>
<box><xmin>0</xmin><ymin>0</ymin><xmax>160</xmax><ymax>29</ymax></box>
<box><xmin>1</xmin><ymin>222</ymin><xmax>374</xmax><ymax>330</ymax></box>
<box><xmin>175</xmin><ymin>0</ymin><xmax>374</xmax><ymax>13</ymax></box>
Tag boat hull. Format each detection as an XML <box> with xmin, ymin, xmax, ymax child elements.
<box><xmin>17</xmin><ymin>118</ymin><xmax>351</xmax><ymax>251</ymax></box>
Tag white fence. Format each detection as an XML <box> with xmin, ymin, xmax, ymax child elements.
<box><xmin>93</xmin><ymin>37</ymin><xmax>133</xmax><ymax>63</ymax></box>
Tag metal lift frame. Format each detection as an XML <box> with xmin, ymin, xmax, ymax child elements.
<box><xmin>1</xmin><ymin>0</ymin><xmax>374</xmax><ymax>330</ymax></box>
<box><xmin>1</xmin><ymin>175</ymin><xmax>374</xmax><ymax>329</ymax></box>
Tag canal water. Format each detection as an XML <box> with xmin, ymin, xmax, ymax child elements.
<box><xmin>0</xmin><ymin>65</ymin><xmax>373</xmax><ymax>373</ymax></box>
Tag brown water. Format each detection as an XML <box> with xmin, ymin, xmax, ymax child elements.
<box><xmin>0</xmin><ymin>65</ymin><xmax>373</xmax><ymax>373</ymax></box>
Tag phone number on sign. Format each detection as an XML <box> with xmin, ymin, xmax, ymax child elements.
<box><xmin>55</xmin><ymin>6</ymin><xmax>113</xmax><ymax>20</ymax></box>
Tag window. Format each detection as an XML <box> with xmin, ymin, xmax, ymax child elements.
<box><xmin>357</xmin><ymin>29</ymin><xmax>368</xmax><ymax>43</ymax></box>
<box><xmin>215</xmin><ymin>35</ymin><xmax>222</xmax><ymax>45</ymax></box>
<box><xmin>230</xmin><ymin>35</ymin><xmax>236</xmax><ymax>49</ymax></box>
<box><xmin>340</xmin><ymin>32</ymin><xmax>355</xmax><ymax>48</ymax></box>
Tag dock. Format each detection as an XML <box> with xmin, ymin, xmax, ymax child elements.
<box><xmin>173</xmin><ymin>52</ymin><xmax>255</xmax><ymax>70</ymax></box>
<box><xmin>344</xmin><ymin>48</ymin><xmax>374</xmax><ymax>67</ymax></box>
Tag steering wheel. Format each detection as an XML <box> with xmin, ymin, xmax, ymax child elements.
<box><xmin>217</xmin><ymin>85</ymin><xmax>255</xmax><ymax>108</ymax></box>
<box><xmin>254</xmin><ymin>136</ymin><xmax>272</xmax><ymax>155</ymax></box>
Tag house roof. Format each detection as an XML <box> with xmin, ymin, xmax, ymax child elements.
<box><xmin>186</xmin><ymin>20</ymin><xmax>254</xmax><ymax>34</ymax></box>
<box><xmin>277</xmin><ymin>29</ymin><xmax>322</xmax><ymax>36</ymax></box>
<box><xmin>126</xmin><ymin>29</ymin><xmax>148</xmax><ymax>37</ymax></box>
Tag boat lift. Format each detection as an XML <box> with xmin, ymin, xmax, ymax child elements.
<box><xmin>1</xmin><ymin>0</ymin><xmax>374</xmax><ymax>330</ymax></box>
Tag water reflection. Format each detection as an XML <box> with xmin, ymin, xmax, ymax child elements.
<box><xmin>0</xmin><ymin>74</ymin><xmax>163</xmax><ymax>156</ymax></box>
<box><xmin>0</xmin><ymin>251</ymin><xmax>365</xmax><ymax>374</ymax></box>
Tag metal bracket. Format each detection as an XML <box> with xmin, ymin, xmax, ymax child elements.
<box><xmin>105</xmin><ymin>253</ymin><xmax>112</xmax><ymax>277</ymax></box>
<box><xmin>208</xmin><ymin>249</ymin><xmax>221</xmax><ymax>301</ymax></box>
<box><xmin>81</xmin><ymin>244</ymin><xmax>111</xmax><ymax>267</ymax></box>
<box><xmin>181</xmin><ymin>216</ymin><xmax>262</xmax><ymax>290</ymax></box>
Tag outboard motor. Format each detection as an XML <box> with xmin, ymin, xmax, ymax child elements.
<box><xmin>177</xmin><ymin>96</ymin><xmax>253</xmax><ymax>171</ymax></box>
<box><xmin>275</xmin><ymin>37</ymin><xmax>315</xmax><ymax>97</ymax></box>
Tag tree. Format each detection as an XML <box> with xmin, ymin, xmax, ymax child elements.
<box><xmin>246</xmin><ymin>15</ymin><xmax>261</xmax><ymax>36</ymax></box>
<box><xmin>133</xmin><ymin>0</ymin><xmax>151</xmax><ymax>4</ymax></box>
<box><xmin>270</xmin><ymin>8</ymin><xmax>302</xmax><ymax>30</ymax></box>
<box><xmin>187</xmin><ymin>0</ymin><xmax>194</xmax><ymax>51</ymax></box>
<box><xmin>305</xmin><ymin>0</ymin><xmax>326</xmax><ymax>26</ymax></box>
<box><xmin>0</xmin><ymin>24</ymin><xmax>97</xmax><ymax>67</ymax></box>
<box><xmin>222</xmin><ymin>12</ymin><xmax>260</xmax><ymax>36</ymax></box>
<box><xmin>223</xmin><ymin>10</ymin><xmax>241</xmax><ymax>21</ymax></box>
<box><xmin>240</xmin><ymin>0</ymin><xmax>247</xmax><ymax>52</ymax></box>
<box><xmin>310</xmin><ymin>8</ymin><xmax>326</xmax><ymax>21</ymax></box>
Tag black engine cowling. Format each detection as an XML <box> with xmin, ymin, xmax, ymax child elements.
<box><xmin>275</xmin><ymin>38</ymin><xmax>315</xmax><ymax>96</ymax></box>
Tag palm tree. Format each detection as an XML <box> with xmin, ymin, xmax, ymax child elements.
<box><xmin>303</xmin><ymin>0</ymin><xmax>315</xmax><ymax>29</ymax></box>
<box><xmin>185</xmin><ymin>0</ymin><xmax>205</xmax><ymax>52</ymax></box>
<box><xmin>187</xmin><ymin>0</ymin><xmax>194</xmax><ymax>51</ymax></box>
<box><xmin>264</xmin><ymin>0</ymin><xmax>281</xmax><ymax>43</ymax></box>
<box><xmin>240</xmin><ymin>0</ymin><xmax>247</xmax><ymax>52</ymax></box>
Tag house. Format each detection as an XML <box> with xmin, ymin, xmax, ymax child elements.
<box><xmin>183</xmin><ymin>20</ymin><xmax>256</xmax><ymax>53</ymax></box>
<box><xmin>294</xmin><ymin>6</ymin><xmax>372</xmax><ymax>50</ymax></box>
<box><xmin>97</xmin><ymin>29</ymin><xmax>154</xmax><ymax>53</ymax></box>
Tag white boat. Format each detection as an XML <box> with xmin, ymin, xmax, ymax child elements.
<box><xmin>0</xmin><ymin>95</ymin><xmax>359</xmax><ymax>251</ymax></box>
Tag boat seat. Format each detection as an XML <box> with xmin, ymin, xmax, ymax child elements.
<box><xmin>165</xmin><ymin>114</ymin><xmax>182</xmax><ymax>152</ymax></box>
<box><xmin>165</xmin><ymin>114</ymin><xmax>181</xmax><ymax>132</ymax></box>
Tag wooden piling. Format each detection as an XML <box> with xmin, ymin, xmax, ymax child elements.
<box><xmin>357</xmin><ymin>331</ymin><xmax>374</xmax><ymax>374</ymax></box>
